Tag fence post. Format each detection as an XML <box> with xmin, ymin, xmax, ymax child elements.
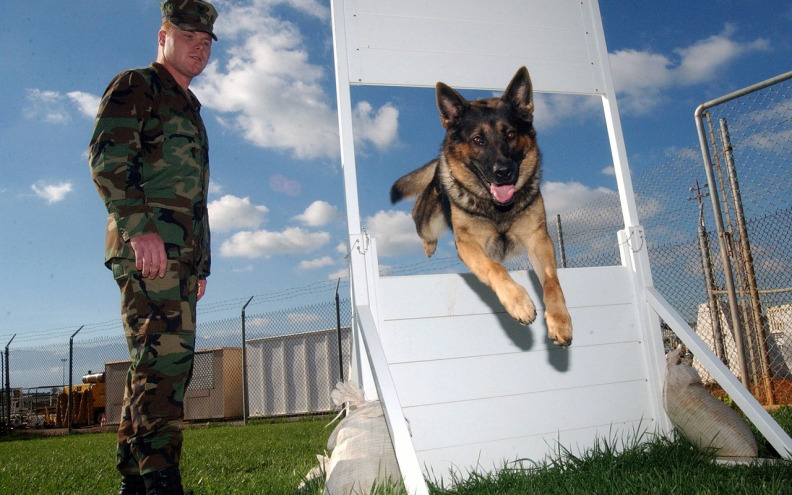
<box><xmin>4</xmin><ymin>334</ymin><xmax>15</xmax><ymax>431</ymax></box>
<box><xmin>335</xmin><ymin>279</ymin><xmax>344</xmax><ymax>383</ymax></box>
<box><xmin>719</xmin><ymin>119</ymin><xmax>775</xmax><ymax>405</ymax></box>
<box><xmin>555</xmin><ymin>214</ymin><xmax>567</xmax><ymax>268</ymax></box>
<box><xmin>67</xmin><ymin>326</ymin><xmax>83</xmax><ymax>433</ymax></box>
<box><xmin>695</xmin><ymin>108</ymin><xmax>751</xmax><ymax>388</ymax></box>
<box><xmin>241</xmin><ymin>296</ymin><xmax>254</xmax><ymax>425</ymax></box>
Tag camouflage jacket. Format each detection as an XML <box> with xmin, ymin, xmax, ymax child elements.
<box><xmin>89</xmin><ymin>62</ymin><xmax>211</xmax><ymax>278</ymax></box>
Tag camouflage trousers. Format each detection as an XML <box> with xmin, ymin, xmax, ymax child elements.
<box><xmin>111</xmin><ymin>258</ymin><xmax>198</xmax><ymax>476</ymax></box>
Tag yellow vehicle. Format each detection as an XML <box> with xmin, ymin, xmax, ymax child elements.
<box><xmin>56</xmin><ymin>372</ymin><xmax>106</xmax><ymax>427</ymax></box>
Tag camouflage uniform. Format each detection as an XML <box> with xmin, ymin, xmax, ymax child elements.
<box><xmin>89</xmin><ymin>61</ymin><xmax>211</xmax><ymax>476</ymax></box>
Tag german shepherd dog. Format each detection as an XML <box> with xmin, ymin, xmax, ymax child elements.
<box><xmin>391</xmin><ymin>67</ymin><xmax>572</xmax><ymax>347</ymax></box>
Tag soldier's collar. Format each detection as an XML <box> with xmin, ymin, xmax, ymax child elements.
<box><xmin>150</xmin><ymin>62</ymin><xmax>202</xmax><ymax>110</ymax></box>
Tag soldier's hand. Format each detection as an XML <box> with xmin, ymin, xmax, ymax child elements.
<box><xmin>197</xmin><ymin>278</ymin><xmax>207</xmax><ymax>301</ymax></box>
<box><xmin>130</xmin><ymin>232</ymin><xmax>167</xmax><ymax>279</ymax></box>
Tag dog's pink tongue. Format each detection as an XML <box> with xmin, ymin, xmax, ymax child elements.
<box><xmin>491</xmin><ymin>184</ymin><xmax>515</xmax><ymax>203</ymax></box>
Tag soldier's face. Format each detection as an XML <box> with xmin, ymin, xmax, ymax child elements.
<box><xmin>159</xmin><ymin>27</ymin><xmax>213</xmax><ymax>86</ymax></box>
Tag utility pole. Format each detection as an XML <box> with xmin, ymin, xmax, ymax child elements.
<box><xmin>688</xmin><ymin>181</ymin><xmax>727</xmax><ymax>363</ymax></box>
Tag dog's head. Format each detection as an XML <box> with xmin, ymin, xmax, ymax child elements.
<box><xmin>436</xmin><ymin>66</ymin><xmax>538</xmax><ymax>206</ymax></box>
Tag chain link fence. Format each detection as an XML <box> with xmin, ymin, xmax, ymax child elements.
<box><xmin>0</xmin><ymin>298</ymin><xmax>352</xmax><ymax>430</ymax></box>
<box><xmin>690</xmin><ymin>72</ymin><xmax>792</xmax><ymax>406</ymax></box>
<box><xmin>2</xmin><ymin>73</ymin><xmax>791</xmax><ymax>430</ymax></box>
<box><xmin>545</xmin><ymin>72</ymin><xmax>792</xmax><ymax>406</ymax></box>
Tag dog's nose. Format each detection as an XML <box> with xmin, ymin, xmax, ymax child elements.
<box><xmin>492</xmin><ymin>163</ymin><xmax>514</xmax><ymax>184</ymax></box>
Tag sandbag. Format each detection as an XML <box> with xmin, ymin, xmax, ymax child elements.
<box><xmin>322</xmin><ymin>382</ymin><xmax>401</xmax><ymax>495</ymax></box>
<box><xmin>664</xmin><ymin>346</ymin><xmax>758</xmax><ymax>458</ymax></box>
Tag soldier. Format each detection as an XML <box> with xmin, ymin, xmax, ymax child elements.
<box><xmin>89</xmin><ymin>2</ymin><xmax>217</xmax><ymax>494</ymax></box>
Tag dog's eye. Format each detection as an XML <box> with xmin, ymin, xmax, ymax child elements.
<box><xmin>505</xmin><ymin>130</ymin><xmax>517</xmax><ymax>140</ymax></box>
<box><xmin>471</xmin><ymin>135</ymin><xmax>485</xmax><ymax>147</ymax></box>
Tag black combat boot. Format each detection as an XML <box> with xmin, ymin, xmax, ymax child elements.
<box><xmin>118</xmin><ymin>474</ymin><xmax>146</xmax><ymax>495</ymax></box>
<box><xmin>143</xmin><ymin>466</ymin><xmax>185</xmax><ymax>495</ymax></box>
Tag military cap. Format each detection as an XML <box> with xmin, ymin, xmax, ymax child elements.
<box><xmin>160</xmin><ymin>0</ymin><xmax>218</xmax><ymax>41</ymax></box>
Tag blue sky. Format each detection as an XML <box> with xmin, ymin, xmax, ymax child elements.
<box><xmin>1</xmin><ymin>1</ymin><xmax>791</xmax><ymax>346</ymax></box>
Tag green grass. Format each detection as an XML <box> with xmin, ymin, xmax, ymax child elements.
<box><xmin>0</xmin><ymin>416</ymin><xmax>332</xmax><ymax>495</ymax></box>
<box><xmin>0</xmin><ymin>409</ymin><xmax>791</xmax><ymax>495</ymax></box>
<box><xmin>429</xmin><ymin>432</ymin><xmax>792</xmax><ymax>495</ymax></box>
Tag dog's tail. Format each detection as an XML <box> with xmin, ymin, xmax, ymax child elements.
<box><xmin>390</xmin><ymin>159</ymin><xmax>438</xmax><ymax>203</ymax></box>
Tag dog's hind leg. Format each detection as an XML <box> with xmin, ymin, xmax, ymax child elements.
<box><xmin>413</xmin><ymin>183</ymin><xmax>446</xmax><ymax>257</ymax></box>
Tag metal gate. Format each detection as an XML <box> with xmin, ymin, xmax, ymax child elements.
<box><xmin>695</xmin><ymin>70</ymin><xmax>792</xmax><ymax>406</ymax></box>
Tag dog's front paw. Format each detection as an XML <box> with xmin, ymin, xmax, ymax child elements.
<box><xmin>546</xmin><ymin>310</ymin><xmax>572</xmax><ymax>348</ymax></box>
<box><xmin>499</xmin><ymin>285</ymin><xmax>536</xmax><ymax>326</ymax></box>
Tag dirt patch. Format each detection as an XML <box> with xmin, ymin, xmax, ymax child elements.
<box><xmin>707</xmin><ymin>378</ymin><xmax>792</xmax><ymax>407</ymax></box>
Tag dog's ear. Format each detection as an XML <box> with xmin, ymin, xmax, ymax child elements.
<box><xmin>502</xmin><ymin>66</ymin><xmax>534</xmax><ymax>120</ymax></box>
<box><xmin>436</xmin><ymin>82</ymin><xmax>467</xmax><ymax>129</ymax></box>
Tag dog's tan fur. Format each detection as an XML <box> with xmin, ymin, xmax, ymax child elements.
<box><xmin>391</xmin><ymin>67</ymin><xmax>572</xmax><ymax>347</ymax></box>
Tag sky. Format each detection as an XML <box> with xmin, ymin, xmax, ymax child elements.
<box><xmin>1</xmin><ymin>0</ymin><xmax>791</xmax><ymax>347</ymax></box>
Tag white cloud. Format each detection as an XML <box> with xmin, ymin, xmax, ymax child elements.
<box><xmin>609</xmin><ymin>26</ymin><xmax>769</xmax><ymax>114</ymax></box>
<box><xmin>352</xmin><ymin>101</ymin><xmax>399</xmax><ymax>151</ymax></box>
<box><xmin>246</xmin><ymin>316</ymin><xmax>271</xmax><ymax>329</ymax></box>
<box><xmin>287</xmin><ymin>312</ymin><xmax>321</xmax><ymax>324</ymax></box>
<box><xmin>327</xmin><ymin>268</ymin><xmax>349</xmax><ymax>281</ymax></box>
<box><xmin>31</xmin><ymin>181</ymin><xmax>72</xmax><ymax>204</ymax></box>
<box><xmin>363</xmin><ymin>210</ymin><xmax>424</xmax><ymax>257</ymax></box>
<box><xmin>674</xmin><ymin>26</ymin><xmax>769</xmax><ymax>85</ymax></box>
<box><xmin>610</xmin><ymin>50</ymin><xmax>672</xmax><ymax>92</ymax></box>
<box><xmin>220</xmin><ymin>226</ymin><xmax>330</xmax><ymax>258</ymax></box>
<box><xmin>193</xmin><ymin>1</ymin><xmax>397</xmax><ymax>159</ymax></box>
<box><xmin>24</xmin><ymin>89</ymin><xmax>100</xmax><ymax>123</ymax></box>
<box><xmin>208</xmin><ymin>194</ymin><xmax>269</xmax><ymax>232</ymax></box>
<box><xmin>533</xmin><ymin>93</ymin><xmax>601</xmax><ymax>129</ymax></box>
<box><xmin>209</xmin><ymin>179</ymin><xmax>223</xmax><ymax>195</ymax></box>
<box><xmin>284</xmin><ymin>0</ymin><xmax>330</xmax><ymax>19</ymax></box>
<box><xmin>193</xmin><ymin>2</ymin><xmax>337</xmax><ymax>159</ymax></box>
<box><xmin>212</xmin><ymin>0</ymin><xmax>329</xmax><ymax>39</ymax></box>
<box><xmin>541</xmin><ymin>181</ymin><xmax>613</xmax><ymax>218</ymax></box>
<box><xmin>293</xmin><ymin>200</ymin><xmax>339</xmax><ymax>227</ymax></box>
<box><xmin>196</xmin><ymin>35</ymin><xmax>339</xmax><ymax>158</ymax></box>
<box><xmin>299</xmin><ymin>256</ymin><xmax>334</xmax><ymax>270</ymax></box>
<box><xmin>66</xmin><ymin>91</ymin><xmax>100</xmax><ymax>118</ymax></box>
<box><xmin>24</xmin><ymin>89</ymin><xmax>71</xmax><ymax>124</ymax></box>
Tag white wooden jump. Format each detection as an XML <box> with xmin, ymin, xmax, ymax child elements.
<box><xmin>330</xmin><ymin>1</ymin><xmax>792</xmax><ymax>493</ymax></box>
